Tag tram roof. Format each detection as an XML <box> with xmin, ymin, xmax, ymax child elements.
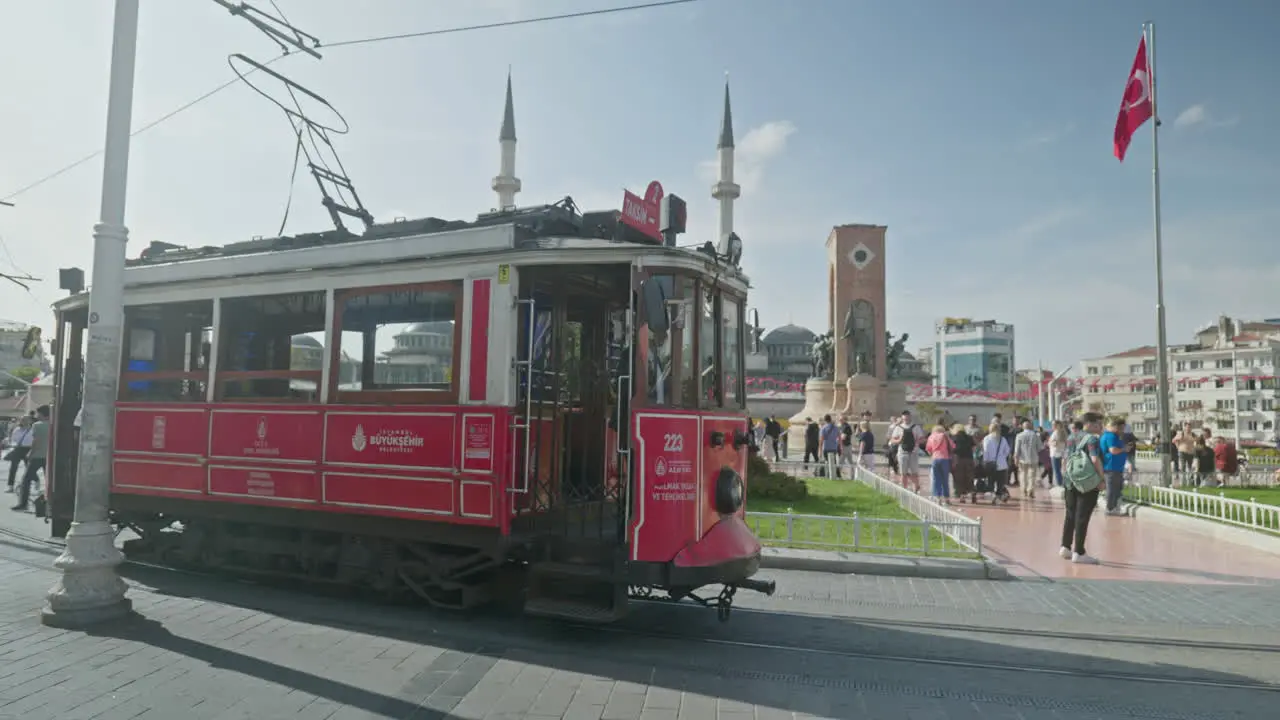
<box><xmin>52</xmin><ymin>198</ymin><xmax>750</xmax><ymax>311</ymax></box>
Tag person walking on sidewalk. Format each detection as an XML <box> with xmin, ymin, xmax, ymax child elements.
<box><xmin>1047</xmin><ymin>420</ymin><xmax>1068</xmax><ymax>487</ymax></box>
<box><xmin>1099</xmin><ymin>417</ymin><xmax>1130</xmax><ymax>515</ymax></box>
<box><xmin>1060</xmin><ymin>412</ymin><xmax>1107</xmax><ymax>564</ymax></box>
<box><xmin>819</xmin><ymin>414</ymin><xmax>842</xmax><ymax>478</ymax></box>
<box><xmin>949</xmin><ymin>423</ymin><xmax>977</xmax><ymax>502</ymax></box>
<box><xmin>3</xmin><ymin>416</ymin><xmax>33</xmax><ymax>493</ymax></box>
<box><xmin>1014</xmin><ymin>420</ymin><xmax>1044</xmax><ymax>499</ymax></box>
<box><xmin>12</xmin><ymin>405</ymin><xmax>48</xmax><ymax>512</ymax></box>
<box><xmin>890</xmin><ymin>411</ymin><xmax>924</xmax><ymax>493</ymax></box>
<box><xmin>925</xmin><ymin>424</ymin><xmax>954</xmax><ymax>505</ymax></box>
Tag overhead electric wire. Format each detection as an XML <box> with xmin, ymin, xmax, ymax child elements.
<box><xmin>0</xmin><ymin>0</ymin><xmax>700</xmax><ymax>205</ymax></box>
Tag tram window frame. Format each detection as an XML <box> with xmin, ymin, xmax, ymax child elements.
<box><xmin>330</xmin><ymin>280</ymin><xmax>463</xmax><ymax>405</ymax></box>
<box><xmin>695</xmin><ymin>280</ymin><xmax>722</xmax><ymax>409</ymax></box>
<box><xmin>720</xmin><ymin>292</ymin><xmax>746</xmax><ymax>410</ymax></box>
<box><xmin>639</xmin><ymin>272</ymin><xmax>699</xmax><ymax>410</ymax></box>
<box><xmin>214</xmin><ymin>291</ymin><xmax>326</xmax><ymax>403</ymax></box>
<box><xmin>119</xmin><ymin>300</ymin><xmax>214</xmax><ymax>402</ymax></box>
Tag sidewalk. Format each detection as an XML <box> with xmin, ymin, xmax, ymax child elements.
<box><xmin>962</xmin><ymin>485</ymin><xmax>1280</xmax><ymax>583</ymax></box>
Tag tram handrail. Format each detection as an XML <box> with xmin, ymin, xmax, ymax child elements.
<box><xmin>508</xmin><ymin>297</ymin><xmax>536</xmax><ymax>496</ymax></box>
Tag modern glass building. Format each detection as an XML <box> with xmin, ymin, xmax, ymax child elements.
<box><xmin>931</xmin><ymin>318</ymin><xmax>1015</xmax><ymax>396</ymax></box>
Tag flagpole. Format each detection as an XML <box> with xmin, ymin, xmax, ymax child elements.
<box><xmin>1146</xmin><ymin>20</ymin><xmax>1173</xmax><ymax>487</ymax></box>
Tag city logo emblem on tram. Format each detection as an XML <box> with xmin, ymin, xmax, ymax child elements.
<box><xmin>150</xmin><ymin>416</ymin><xmax>166</xmax><ymax>450</ymax></box>
<box><xmin>351</xmin><ymin>425</ymin><xmax>368</xmax><ymax>452</ymax></box>
<box><xmin>256</xmin><ymin>417</ymin><xmax>268</xmax><ymax>442</ymax></box>
<box><xmin>655</xmin><ymin>457</ymin><xmax>667</xmax><ymax>477</ymax></box>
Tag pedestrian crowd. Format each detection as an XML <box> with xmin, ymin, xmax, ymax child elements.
<box><xmin>753</xmin><ymin>408</ymin><xmax>1148</xmax><ymax>566</ymax></box>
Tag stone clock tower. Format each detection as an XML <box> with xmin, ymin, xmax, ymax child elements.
<box><xmin>789</xmin><ymin>224</ymin><xmax>893</xmax><ymax>444</ymax></box>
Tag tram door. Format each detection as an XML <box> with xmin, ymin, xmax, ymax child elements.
<box><xmin>512</xmin><ymin>264</ymin><xmax>632</xmax><ymax>542</ymax></box>
<box><xmin>48</xmin><ymin>306</ymin><xmax>87</xmax><ymax>538</ymax></box>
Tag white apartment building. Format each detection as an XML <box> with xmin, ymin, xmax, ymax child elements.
<box><xmin>1079</xmin><ymin>317</ymin><xmax>1280</xmax><ymax>445</ymax></box>
<box><xmin>1170</xmin><ymin>318</ymin><xmax>1280</xmax><ymax>445</ymax></box>
<box><xmin>1079</xmin><ymin>346</ymin><xmax>1160</xmax><ymax>436</ymax></box>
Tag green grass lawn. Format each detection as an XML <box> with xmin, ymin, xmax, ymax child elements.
<box><xmin>1201</xmin><ymin>487</ymin><xmax>1280</xmax><ymax>507</ymax></box>
<box><xmin>747</xmin><ymin>477</ymin><xmax>978</xmax><ymax>557</ymax></box>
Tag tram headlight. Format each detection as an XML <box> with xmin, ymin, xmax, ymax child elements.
<box><xmin>714</xmin><ymin>466</ymin><xmax>744</xmax><ymax>515</ymax></box>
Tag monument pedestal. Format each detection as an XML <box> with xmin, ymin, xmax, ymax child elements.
<box><xmin>843</xmin><ymin>373</ymin><xmax>885</xmax><ymax>418</ymax></box>
<box><xmin>788</xmin><ymin>378</ymin><xmax>836</xmax><ymax>451</ymax></box>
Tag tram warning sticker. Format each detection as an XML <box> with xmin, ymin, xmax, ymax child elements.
<box><xmin>462</xmin><ymin>414</ymin><xmax>495</xmax><ymax>474</ymax></box>
<box><xmin>497</xmin><ymin>265</ymin><xmax>510</xmax><ymax>284</ymax></box>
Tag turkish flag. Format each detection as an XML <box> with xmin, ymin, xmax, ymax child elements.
<box><xmin>1113</xmin><ymin>35</ymin><xmax>1154</xmax><ymax>162</ymax></box>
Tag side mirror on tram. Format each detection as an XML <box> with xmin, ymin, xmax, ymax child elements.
<box><xmin>641</xmin><ymin>280</ymin><xmax>669</xmax><ymax>334</ymax></box>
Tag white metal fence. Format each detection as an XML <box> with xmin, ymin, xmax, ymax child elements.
<box><xmin>1124</xmin><ymin>482</ymin><xmax>1280</xmax><ymax>536</ymax></box>
<box><xmin>1127</xmin><ymin>459</ymin><xmax>1279</xmax><ymax>488</ymax></box>
<box><xmin>1136</xmin><ymin>449</ymin><xmax>1280</xmax><ymax>472</ymax></box>
<box><xmin>745</xmin><ymin>465</ymin><xmax>983</xmax><ymax>557</ymax></box>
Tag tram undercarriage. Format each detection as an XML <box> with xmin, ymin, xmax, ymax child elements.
<box><xmin>112</xmin><ymin>496</ymin><xmax>773</xmax><ymax>622</ymax></box>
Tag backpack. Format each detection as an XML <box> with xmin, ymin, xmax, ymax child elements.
<box><xmin>1063</xmin><ymin>433</ymin><xmax>1102</xmax><ymax>491</ymax></box>
<box><xmin>899</xmin><ymin>424</ymin><xmax>918</xmax><ymax>452</ymax></box>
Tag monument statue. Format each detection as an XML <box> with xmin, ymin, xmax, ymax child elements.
<box><xmin>842</xmin><ymin>300</ymin><xmax>875</xmax><ymax>377</ymax></box>
<box><xmin>886</xmin><ymin>331</ymin><xmax>910</xmax><ymax>379</ymax></box>
<box><xmin>809</xmin><ymin>331</ymin><xmax>834</xmax><ymax>379</ymax></box>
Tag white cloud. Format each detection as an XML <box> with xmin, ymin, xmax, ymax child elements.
<box><xmin>1173</xmin><ymin>104</ymin><xmax>1239</xmax><ymax>130</ymax></box>
<box><xmin>697</xmin><ymin>120</ymin><xmax>797</xmax><ymax>194</ymax></box>
<box><xmin>1174</xmin><ymin>104</ymin><xmax>1207</xmax><ymax>129</ymax></box>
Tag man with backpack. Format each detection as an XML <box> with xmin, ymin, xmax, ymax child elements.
<box><xmin>1060</xmin><ymin>413</ymin><xmax>1107</xmax><ymax>564</ymax></box>
<box><xmin>890</xmin><ymin>410</ymin><xmax>924</xmax><ymax>493</ymax></box>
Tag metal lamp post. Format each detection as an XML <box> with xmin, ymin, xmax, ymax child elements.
<box><xmin>41</xmin><ymin>0</ymin><xmax>139</xmax><ymax>628</ymax></box>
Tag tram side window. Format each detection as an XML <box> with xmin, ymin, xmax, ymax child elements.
<box><xmin>644</xmin><ymin>275</ymin><xmax>697</xmax><ymax>408</ymax></box>
<box><xmin>216</xmin><ymin>291</ymin><xmax>326</xmax><ymax>402</ymax></box>
<box><xmin>335</xmin><ymin>282</ymin><xmax>460</xmax><ymax>402</ymax></box>
<box><xmin>721</xmin><ymin>294</ymin><xmax>744</xmax><ymax>409</ymax></box>
<box><xmin>121</xmin><ymin>301</ymin><xmax>213</xmax><ymax>402</ymax></box>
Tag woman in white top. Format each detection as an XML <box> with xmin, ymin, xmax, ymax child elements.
<box><xmin>1047</xmin><ymin>420</ymin><xmax>1069</xmax><ymax>488</ymax></box>
<box><xmin>981</xmin><ymin>428</ymin><xmax>1012</xmax><ymax>504</ymax></box>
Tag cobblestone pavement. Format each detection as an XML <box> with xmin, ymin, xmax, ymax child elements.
<box><xmin>0</xmin><ymin>533</ymin><xmax>1277</xmax><ymax>719</ymax></box>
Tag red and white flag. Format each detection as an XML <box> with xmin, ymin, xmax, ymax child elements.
<box><xmin>1113</xmin><ymin>35</ymin><xmax>1154</xmax><ymax>161</ymax></box>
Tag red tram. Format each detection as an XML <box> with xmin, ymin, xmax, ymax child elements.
<box><xmin>44</xmin><ymin>198</ymin><xmax>774</xmax><ymax>622</ymax></box>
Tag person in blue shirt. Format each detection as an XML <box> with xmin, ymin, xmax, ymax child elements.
<box><xmin>1098</xmin><ymin>418</ymin><xmax>1130</xmax><ymax>515</ymax></box>
<box><xmin>819</xmin><ymin>414</ymin><xmax>842</xmax><ymax>478</ymax></box>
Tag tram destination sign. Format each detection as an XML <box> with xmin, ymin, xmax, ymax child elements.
<box><xmin>620</xmin><ymin>181</ymin><xmax>665</xmax><ymax>243</ymax></box>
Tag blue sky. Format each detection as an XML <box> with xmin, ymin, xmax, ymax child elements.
<box><xmin>0</xmin><ymin>0</ymin><xmax>1276</xmax><ymax>376</ymax></box>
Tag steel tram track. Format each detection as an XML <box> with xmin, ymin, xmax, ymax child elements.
<box><xmin>629</xmin><ymin>598</ymin><xmax>1280</xmax><ymax>655</ymax></box>
<box><xmin>576</xmin><ymin>612</ymin><xmax>1280</xmax><ymax>694</ymax></box>
<box><xmin>3</xmin><ymin>526</ymin><xmax>1277</xmax><ymax>694</ymax></box>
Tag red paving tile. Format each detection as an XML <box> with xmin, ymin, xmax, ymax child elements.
<box><xmin>951</xmin><ymin>485</ymin><xmax>1280</xmax><ymax>585</ymax></box>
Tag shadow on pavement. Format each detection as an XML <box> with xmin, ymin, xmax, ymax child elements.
<box><xmin>98</xmin><ymin>560</ymin><xmax>1279</xmax><ymax>720</ymax></box>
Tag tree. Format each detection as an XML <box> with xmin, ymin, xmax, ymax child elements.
<box><xmin>914</xmin><ymin>401</ymin><xmax>942</xmax><ymax>425</ymax></box>
<box><xmin>1</xmin><ymin>365</ymin><xmax>39</xmax><ymax>390</ymax></box>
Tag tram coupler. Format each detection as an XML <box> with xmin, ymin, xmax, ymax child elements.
<box><xmin>738</xmin><ymin>577</ymin><xmax>776</xmax><ymax>596</ymax></box>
